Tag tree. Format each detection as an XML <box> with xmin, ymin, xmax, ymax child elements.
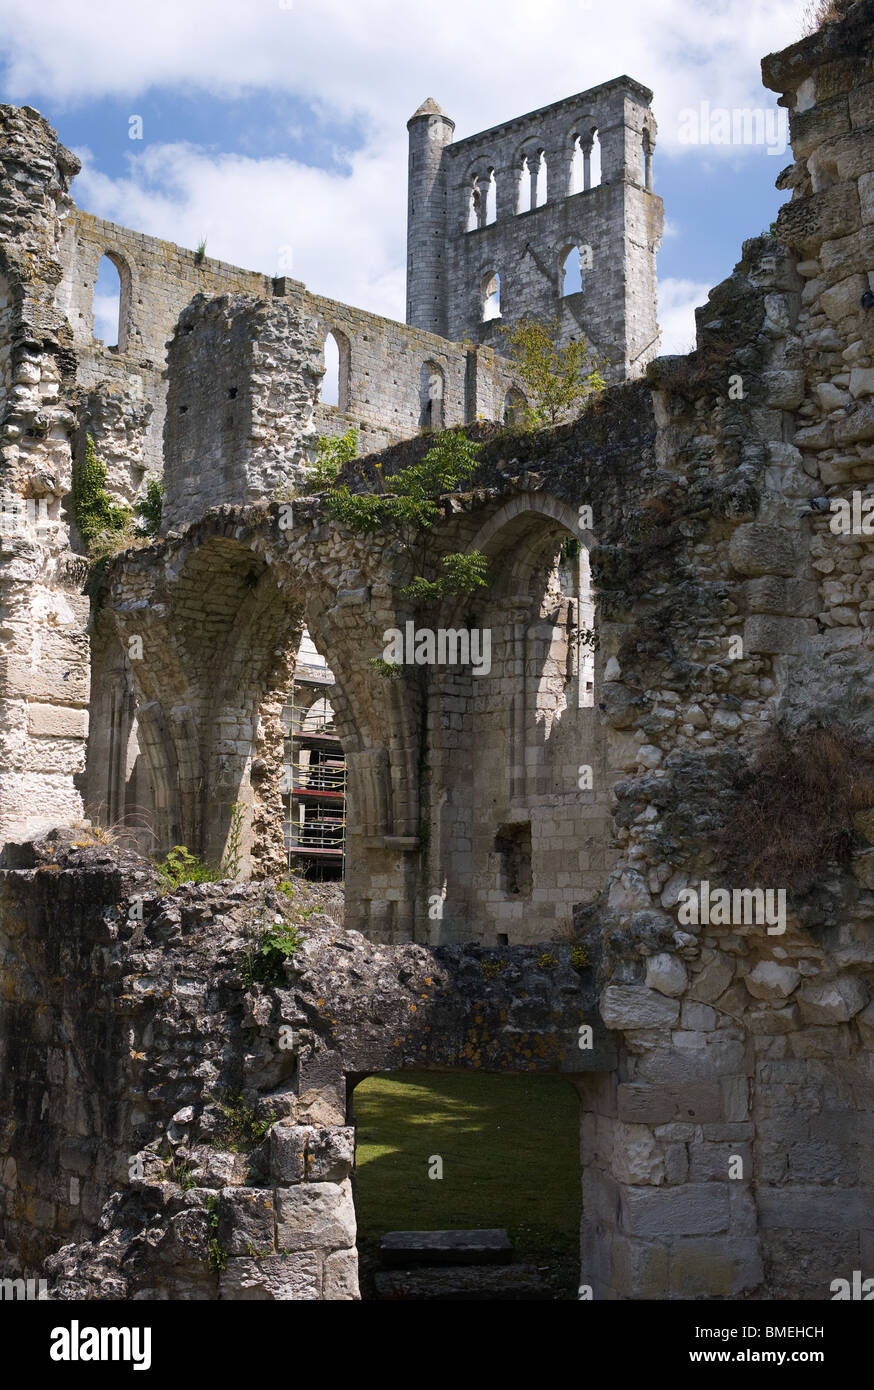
<box><xmin>304</xmin><ymin>427</ymin><xmax>359</xmax><ymax>494</ymax></box>
<box><xmin>500</xmin><ymin>315</ymin><xmax>605</xmax><ymax>427</ymax></box>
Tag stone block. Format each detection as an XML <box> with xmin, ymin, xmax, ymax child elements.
<box><xmin>757</xmin><ymin>1187</ymin><xmax>871</xmax><ymax>1231</ymax></box>
<box><xmin>275</xmin><ymin>1179</ymin><xmax>356</xmax><ymax>1253</ymax></box>
<box><xmin>797</xmin><ymin>974</ymin><xmax>867</xmax><ymax>1023</ymax></box>
<box><xmin>621</xmin><ymin>1184</ymin><xmax>730</xmax><ymax>1237</ymax></box>
<box><xmin>600</xmin><ymin>986</ymin><xmax>679</xmax><ymax>1031</ymax></box>
<box><xmin>669</xmin><ymin>1237</ymin><xmax>763</xmax><ymax>1298</ymax></box>
<box><xmin>381</xmin><ymin>1229</ymin><xmax>512</xmax><ymax>1266</ymax></box>
<box><xmin>217</xmin><ymin>1187</ymin><xmax>275</xmax><ymax>1257</ymax></box>
<box><xmin>323</xmin><ymin>1247</ymin><xmax>359</xmax><ymax>1300</ymax></box>
<box><xmin>728</xmin><ymin>523</ymin><xmax>803</xmax><ymax>577</ymax></box>
<box><xmin>745</xmin><ymin>961</ymin><xmax>801</xmax><ymax>1001</ymax></box>
<box><xmin>744</xmin><ymin>615</ymin><xmax>817</xmax><ymax>654</ymax></box>
<box><xmin>219</xmin><ymin>1253</ymin><xmax>320</xmax><ymax>1300</ymax></box>
<box><xmin>26</xmin><ymin>704</ymin><xmax>89</xmax><ymax>739</ymax></box>
<box><xmin>645</xmin><ymin>953</ymin><xmax>687</xmax><ymax>997</ymax></box>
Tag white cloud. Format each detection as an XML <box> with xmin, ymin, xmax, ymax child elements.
<box><xmin>0</xmin><ymin>0</ymin><xmax>802</xmax><ymax>155</ymax></box>
<box><xmin>74</xmin><ymin>141</ymin><xmax>409</xmax><ymax>322</ymax></box>
<box><xmin>657</xmin><ymin>276</ymin><xmax>712</xmax><ymax>355</ymax></box>
<box><xmin>4</xmin><ymin>0</ymin><xmax>804</xmax><ymax>358</ymax></box>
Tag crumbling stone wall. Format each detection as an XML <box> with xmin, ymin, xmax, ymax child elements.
<box><xmin>0</xmin><ymin>834</ymin><xmax>610</xmax><ymax>1299</ymax></box>
<box><xmin>0</xmin><ymin>106</ymin><xmax>90</xmax><ymax>845</ymax></box>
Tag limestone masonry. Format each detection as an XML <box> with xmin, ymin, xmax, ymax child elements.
<box><xmin>1</xmin><ymin>1</ymin><xmax>874</xmax><ymax>1300</ymax></box>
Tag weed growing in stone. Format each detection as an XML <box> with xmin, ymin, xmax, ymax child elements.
<box><xmin>240</xmin><ymin>920</ymin><xmax>303</xmax><ymax>986</ymax></box>
<box><xmin>212</xmin><ymin>1093</ymin><xmax>271</xmax><ymax>1152</ymax></box>
<box><xmin>154</xmin><ymin>845</ymin><xmax>219</xmax><ymax>893</ymax></box>
<box><xmin>205</xmin><ymin>1196</ymin><xmax>227</xmax><ymax>1273</ymax></box>
<box><xmin>220</xmin><ymin>802</ymin><xmax>245</xmax><ymax>880</ymax></box>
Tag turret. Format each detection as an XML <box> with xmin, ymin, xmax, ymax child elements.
<box><xmin>406</xmin><ymin>98</ymin><xmax>455</xmax><ymax>335</ymax></box>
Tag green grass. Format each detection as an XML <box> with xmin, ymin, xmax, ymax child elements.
<box><xmin>353</xmin><ymin>1071</ymin><xmax>581</xmax><ymax>1298</ymax></box>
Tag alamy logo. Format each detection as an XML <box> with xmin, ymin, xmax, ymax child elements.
<box><xmin>677</xmin><ymin>880</ymin><xmax>786</xmax><ymax>935</ymax></box>
<box><xmin>0</xmin><ymin>1275</ymin><xmax>47</xmax><ymax>1299</ymax></box>
<box><xmin>830</xmin><ymin>1271</ymin><xmax>874</xmax><ymax>1299</ymax></box>
<box><xmin>677</xmin><ymin>101</ymin><xmax>788</xmax><ymax>156</ymax></box>
<box><xmin>50</xmin><ymin>1320</ymin><xmax>152</xmax><ymax>1370</ymax></box>
<box><xmin>829</xmin><ymin>493</ymin><xmax>874</xmax><ymax>534</ymax></box>
<box><xmin>381</xmin><ymin>621</ymin><xmax>491</xmax><ymax>675</ymax></box>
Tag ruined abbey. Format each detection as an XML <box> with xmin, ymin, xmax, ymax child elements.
<box><xmin>0</xmin><ymin>1</ymin><xmax>873</xmax><ymax>1302</ymax></box>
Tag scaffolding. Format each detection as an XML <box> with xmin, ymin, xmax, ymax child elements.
<box><xmin>283</xmin><ymin>662</ymin><xmax>346</xmax><ymax>880</ymax></box>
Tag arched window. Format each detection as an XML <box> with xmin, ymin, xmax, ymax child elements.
<box><xmin>516</xmin><ymin>157</ymin><xmax>532</xmax><ymax>214</ymax></box>
<box><xmin>466</xmin><ymin>178</ymin><xmax>481</xmax><ymax>231</ymax></box>
<box><xmin>561</xmin><ymin>245</ymin><xmax>591</xmax><ymax>296</ymax></box>
<box><xmin>503</xmin><ymin>387</ymin><xmax>527</xmax><ymax>427</ymax></box>
<box><xmin>535</xmin><ymin>150</ymin><xmax>547</xmax><ymax>206</ymax></box>
<box><xmin>570</xmin><ymin>136</ymin><xmax>585</xmax><ymax>194</ymax></box>
<box><xmin>92</xmin><ymin>252</ymin><xmax>128</xmax><ymax>351</ymax></box>
<box><xmin>589</xmin><ymin>130</ymin><xmax>602</xmax><ymax>188</ymax></box>
<box><xmin>319</xmin><ymin>330</ymin><xmax>350</xmax><ymax>411</ymax></box>
<box><xmin>484</xmin><ymin>169</ymin><xmax>497</xmax><ymax>225</ymax></box>
<box><xmin>420</xmin><ymin>360</ymin><xmax>445</xmax><ymax>430</ymax></box>
<box><xmin>481</xmin><ymin>270</ymin><xmax>501</xmax><ymax>322</ymax></box>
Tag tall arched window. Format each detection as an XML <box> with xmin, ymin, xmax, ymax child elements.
<box><xmin>321</xmin><ymin>333</ymin><xmax>340</xmax><ymax>405</ymax></box>
<box><xmin>589</xmin><ymin>131</ymin><xmax>602</xmax><ymax>188</ymax></box>
<box><xmin>420</xmin><ymin>360</ymin><xmax>445</xmax><ymax>430</ymax></box>
<box><xmin>93</xmin><ymin>252</ymin><xmax>129</xmax><ymax>351</ymax></box>
<box><xmin>484</xmin><ymin>169</ymin><xmax>497</xmax><ymax>225</ymax></box>
<box><xmin>561</xmin><ymin>245</ymin><xmax>591</xmax><ymax>296</ymax></box>
<box><xmin>481</xmin><ymin>270</ymin><xmax>501</xmax><ymax>322</ymax></box>
<box><xmin>466</xmin><ymin>178</ymin><xmax>481</xmax><ymax>231</ymax></box>
<box><xmin>535</xmin><ymin>150</ymin><xmax>547</xmax><ymax>206</ymax></box>
<box><xmin>320</xmin><ymin>330</ymin><xmax>351</xmax><ymax>411</ymax></box>
<box><xmin>516</xmin><ymin>157</ymin><xmax>532</xmax><ymax>214</ymax></box>
<box><xmin>571</xmin><ymin>136</ymin><xmax>585</xmax><ymax>194</ymax></box>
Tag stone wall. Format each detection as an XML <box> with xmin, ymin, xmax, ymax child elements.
<box><xmin>0</xmin><ymin>833</ymin><xmax>610</xmax><ymax>1299</ymax></box>
<box><xmin>56</xmin><ymin>198</ymin><xmax>523</xmax><ymax>515</ymax></box>
<box><xmin>0</xmin><ymin>106</ymin><xmax>90</xmax><ymax>845</ymax></box>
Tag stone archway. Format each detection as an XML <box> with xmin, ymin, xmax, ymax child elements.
<box><xmin>420</xmin><ymin>491</ymin><xmax>612</xmax><ymax>944</ymax></box>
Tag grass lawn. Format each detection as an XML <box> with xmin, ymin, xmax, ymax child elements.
<box><xmin>352</xmin><ymin>1070</ymin><xmax>581</xmax><ymax>1298</ymax></box>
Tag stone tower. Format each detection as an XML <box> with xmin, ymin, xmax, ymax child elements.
<box><xmin>406</xmin><ymin>97</ymin><xmax>456</xmax><ymax>337</ymax></box>
<box><xmin>405</xmin><ymin>77</ymin><xmax>663</xmax><ymax>379</ymax></box>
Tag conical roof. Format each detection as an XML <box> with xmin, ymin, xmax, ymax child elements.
<box><xmin>409</xmin><ymin>97</ymin><xmax>452</xmax><ymax>121</ymax></box>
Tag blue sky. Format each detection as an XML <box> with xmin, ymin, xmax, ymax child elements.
<box><xmin>0</xmin><ymin>0</ymin><xmax>807</xmax><ymax>352</ymax></box>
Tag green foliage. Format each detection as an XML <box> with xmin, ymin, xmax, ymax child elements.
<box><xmin>325</xmin><ymin>430</ymin><xmax>482</xmax><ymax>535</ymax></box>
<box><xmin>165</xmin><ymin>1155</ymin><xmax>196</xmax><ymax>1192</ymax></box>
<box><xmin>400</xmin><ymin>549</ymin><xmax>489</xmax><ymax>604</ymax></box>
<box><xmin>72</xmin><ymin>435</ymin><xmax>134</xmax><ymax>556</ymax></box>
<box><xmin>570</xmin><ymin>945</ymin><xmax>589</xmax><ymax>970</ymax></box>
<box><xmin>154</xmin><ymin>845</ymin><xmax>218</xmax><ymax>893</ymax></box>
<box><xmin>134</xmin><ymin>477</ymin><xmax>163</xmax><ymax>538</ymax></box>
<box><xmin>240</xmin><ymin>921</ymin><xmax>304</xmax><ymax>987</ymax></box>
<box><xmin>321</xmin><ymin>430</ymin><xmax>489</xmax><ymax>612</ymax></box>
<box><xmin>537</xmin><ymin>951</ymin><xmax>558</xmax><ymax>969</ymax></box>
<box><xmin>305</xmin><ymin>427</ymin><xmax>358</xmax><ymax>493</ymax></box>
<box><xmin>212</xmin><ymin>1093</ymin><xmax>272</xmax><ymax>1152</ymax></box>
<box><xmin>559</xmin><ymin>536</ymin><xmax>582</xmax><ymax>565</ymax></box>
<box><xmin>206</xmin><ymin>1196</ymin><xmax>227</xmax><ymax>1273</ymax></box>
<box><xmin>367</xmin><ymin>657</ymin><xmax>404</xmax><ymax>679</ymax></box>
<box><xmin>195</xmin><ymin>238</ymin><xmax>207</xmax><ymax>264</ymax></box>
<box><xmin>500</xmin><ymin>315</ymin><xmax>606</xmax><ymax>427</ymax></box>
<box><xmin>220</xmin><ymin>802</ymin><xmax>245</xmax><ymax>880</ymax></box>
